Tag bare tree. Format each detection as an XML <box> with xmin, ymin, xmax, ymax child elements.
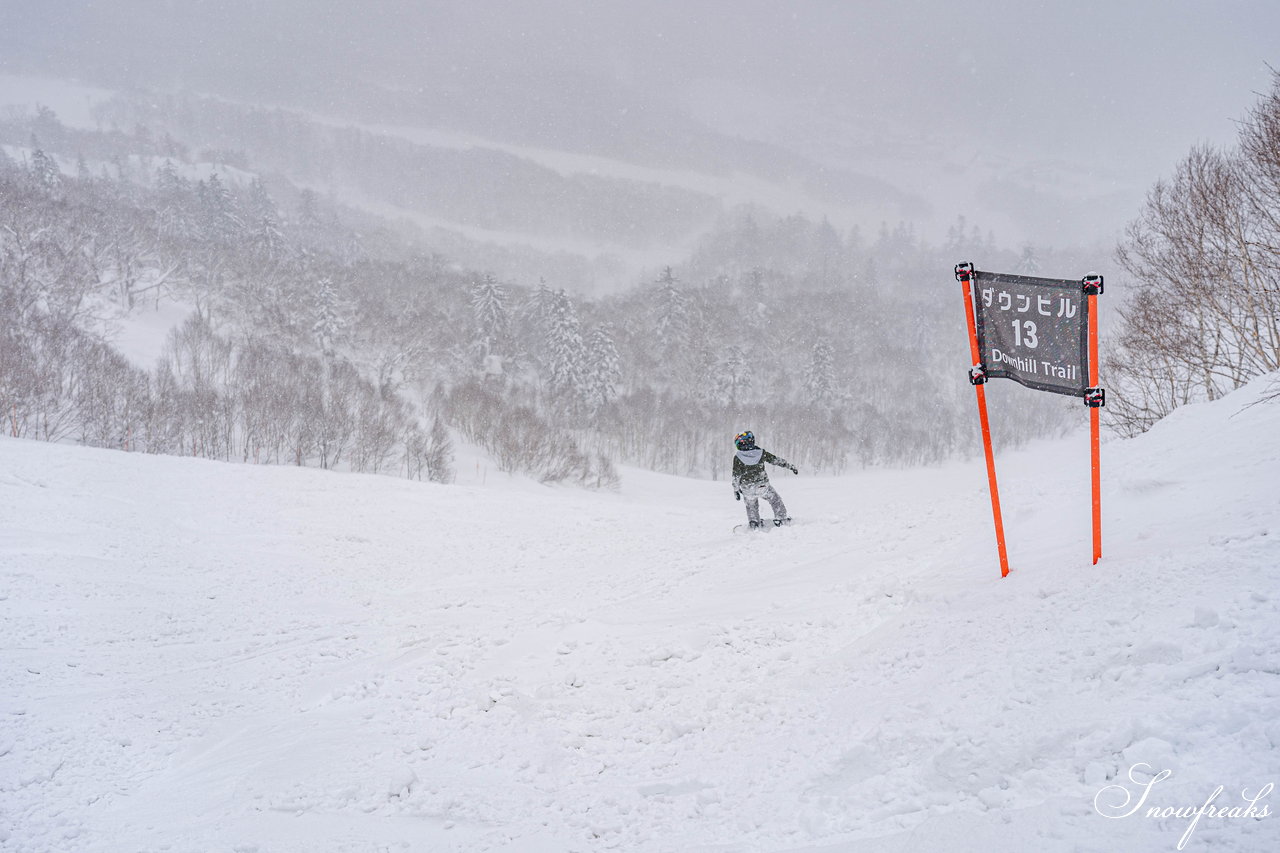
<box><xmin>423</xmin><ymin>417</ymin><xmax>454</xmax><ymax>483</ymax></box>
<box><xmin>1109</xmin><ymin>73</ymin><xmax>1280</xmax><ymax>434</ymax></box>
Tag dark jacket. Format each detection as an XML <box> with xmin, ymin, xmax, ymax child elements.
<box><xmin>732</xmin><ymin>447</ymin><xmax>792</xmax><ymax>492</ymax></box>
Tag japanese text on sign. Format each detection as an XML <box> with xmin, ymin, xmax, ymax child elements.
<box><xmin>973</xmin><ymin>271</ymin><xmax>1089</xmax><ymax>397</ymax></box>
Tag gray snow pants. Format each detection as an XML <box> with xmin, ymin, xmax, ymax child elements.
<box><xmin>741</xmin><ymin>481</ymin><xmax>787</xmax><ymax>525</ymax></box>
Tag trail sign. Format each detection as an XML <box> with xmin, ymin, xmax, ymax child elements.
<box><xmin>970</xmin><ymin>270</ymin><xmax>1092</xmax><ymax>398</ymax></box>
<box><xmin>955</xmin><ymin>263</ymin><xmax>1105</xmax><ymax>576</ymax></box>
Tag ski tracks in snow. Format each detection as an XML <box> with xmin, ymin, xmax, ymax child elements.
<box><xmin>3</xmin><ymin>378</ymin><xmax>1280</xmax><ymax>853</ymax></box>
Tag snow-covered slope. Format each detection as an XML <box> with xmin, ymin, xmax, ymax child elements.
<box><xmin>3</xmin><ymin>377</ymin><xmax>1279</xmax><ymax>852</ymax></box>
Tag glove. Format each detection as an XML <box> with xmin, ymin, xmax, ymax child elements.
<box><xmin>790</xmin><ymin>465</ymin><xmax>799</xmax><ymax>474</ymax></box>
<box><xmin>734</xmin><ymin>490</ymin><xmax>741</xmax><ymax>501</ymax></box>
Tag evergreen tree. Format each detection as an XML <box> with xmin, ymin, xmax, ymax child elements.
<box><xmin>470</xmin><ymin>274</ymin><xmax>509</xmax><ymax>362</ymax></box>
<box><xmin>715</xmin><ymin>344</ymin><xmax>752</xmax><ymax>407</ymax></box>
<box><xmin>29</xmin><ymin>148</ymin><xmax>61</xmax><ymax>191</ymax></box>
<box><xmin>245</xmin><ymin>178</ymin><xmax>286</xmax><ymax>260</ymax></box>
<box><xmin>519</xmin><ymin>277</ymin><xmax>557</xmax><ymax>373</ymax></box>
<box><xmin>155</xmin><ymin>159</ymin><xmax>185</xmax><ymax>196</ymax></box>
<box><xmin>546</xmin><ymin>289</ymin><xmax>585</xmax><ymax>407</ymax></box>
<box><xmin>197</xmin><ymin>172</ymin><xmax>242</xmax><ymax>244</ymax></box>
<box><xmin>1018</xmin><ymin>244</ymin><xmax>1041</xmax><ymax>276</ymax></box>
<box><xmin>296</xmin><ymin>188</ymin><xmax>324</xmax><ymax>240</ymax></box>
<box><xmin>526</xmin><ymin>278</ymin><xmax>556</xmax><ymax>323</ymax></box>
<box><xmin>585</xmin><ymin>323</ymin><xmax>621</xmax><ymax>414</ymax></box>
<box><xmin>944</xmin><ymin>215</ymin><xmax>969</xmax><ymax>254</ymax></box>
<box><xmin>804</xmin><ymin>338</ymin><xmax>837</xmax><ymax>405</ymax></box>
<box><xmin>155</xmin><ymin>159</ymin><xmax>196</xmax><ymax>240</ymax></box>
<box><xmin>653</xmin><ymin>266</ymin><xmax>689</xmax><ymax>350</ymax></box>
<box><xmin>32</xmin><ymin>106</ymin><xmax>65</xmax><ymax>150</ymax></box>
<box><xmin>342</xmin><ymin>233</ymin><xmax>366</xmax><ymax>267</ymax></box>
<box><xmin>110</xmin><ymin>153</ymin><xmax>133</xmax><ymax>185</ymax></box>
<box><xmin>313</xmin><ymin>277</ymin><xmax>343</xmax><ymax>357</ymax></box>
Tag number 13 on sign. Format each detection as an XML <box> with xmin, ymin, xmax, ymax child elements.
<box><xmin>1012</xmin><ymin>319</ymin><xmax>1038</xmax><ymax>348</ymax></box>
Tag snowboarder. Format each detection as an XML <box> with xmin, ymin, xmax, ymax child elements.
<box><xmin>731</xmin><ymin>430</ymin><xmax>796</xmax><ymax>529</ymax></box>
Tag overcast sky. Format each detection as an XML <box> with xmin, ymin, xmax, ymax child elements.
<box><xmin>502</xmin><ymin>0</ymin><xmax>1277</xmax><ymax>177</ymax></box>
<box><xmin>6</xmin><ymin>1</ymin><xmax>1273</xmax><ymax>146</ymax></box>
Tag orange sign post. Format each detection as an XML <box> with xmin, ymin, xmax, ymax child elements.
<box><xmin>956</xmin><ymin>263</ymin><xmax>1010</xmax><ymax>578</ymax></box>
<box><xmin>1083</xmin><ymin>275</ymin><xmax>1104</xmax><ymax>565</ymax></box>
<box><xmin>956</xmin><ymin>263</ymin><xmax>1104</xmax><ymax>577</ymax></box>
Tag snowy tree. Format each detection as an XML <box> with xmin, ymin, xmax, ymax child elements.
<box><xmin>312</xmin><ymin>358</ymin><xmax>357</xmax><ymax>470</ymax></box>
<box><xmin>584</xmin><ymin>323</ymin><xmax>621</xmax><ymax>414</ymax></box>
<box><xmin>197</xmin><ymin>172</ymin><xmax>242</xmax><ymax>244</ymax></box>
<box><xmin>154</xmin><ymin>159</ymin><xmax>184</xmax><ymax>196</ymax></box>
<box><xmin>804</xmin><ymin>338</ymin><xmax>837</xmax><ymax>406</ymax></box>
<box><xmin>715</xmin><ymin>345</ymin><xmax>753</xmax><ymax>407</ymax></box>
<box><xmin>526</xmin><ymin>278</ymin><xmax>556</xmax><ymax>322</ymax></box>
<box><xmin>1110</xmin><ymin>75</ymin><xmax>1280</xmax><ymax>434</ymax></box>
<box><xmin>349</xmin><ymin>382</ymin><xmax>404</xmax><ymax>474</ymax></box>
<box><xmin>518</xmin><ymin>277</ymin><xmax>558</xmax><ymax>372</ymax></box>
<box><xmin>1018</xmin><ymin>244</ymin><xmax>1041</xmax><ymax>275</ymax></box>
<box><xmin>245</xmin><ymin>178</ymin><xmax>286</xmax><ymax>260</ymax></box>
<box><xmin>341</xmin><ymin>231</ymin><xmax>366</xmax><ymax>267</ymax></box>
<box><xmin>295</xmin><ymin>188</ymin><xmax>325</xmax><ymax>243</ymax></box>
<box><xmin>159</xmin><ymin>314</ymin><xmax>235</xmax><ymax>460</ymax></box>
<box><xmin>470</xmin><ymin>274</ymin><xmax>509</xmax><ymax>364</ymax></box>
<box><xmin>313</xmin><ymin>277</ymin><xmax>344</xmax><ymax>357</ymax></box>
<box><xmin>297</xmin><ymin>187</ymin><xmax>318</xmax><ymax>220</ymax></box>
<box><xmin>546</xmin><ymin>289</ymin><xmax>586</xmax><ymax>406</ymax></box>
<box><xmin>153</xmin><ymin>160</ymin><xmax>197</xmax><ymax>241</ymax></box>
<box><xmin>424</xmin><ymin>416</ymin><xmax>454</xmax><ymax>483</ymax></box>
<box><xmin>653</xmin><ymin>266</ymin><xmax>689</xmax><ymax>351</ymax></box>
<box><xmin>943</xmin><ymin>215</ymin><xmax>970</xmax><ymax>254</ymax></box>
<box><xmin>31</xmin><ymin>106</ymin><xmax>66</xmax><ymax>150</ymax></box>
<box><xmin>29</xmin><ymin>148</ymin><xmax>61</xmax><ymax>191</ymax></box>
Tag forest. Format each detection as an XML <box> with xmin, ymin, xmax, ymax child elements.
<box><xmin>4</xmin><ymin>74</ymin><xmax>1276</xmax><ymax>487</ymax></box>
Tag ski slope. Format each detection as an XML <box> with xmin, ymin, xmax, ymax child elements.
<box><xmin>3</xmin><ymin>377</ymin><xmax>1279</xmax><ymax>852</ymax></box>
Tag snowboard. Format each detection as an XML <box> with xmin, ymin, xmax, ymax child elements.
<box><xmin>733</xmin><ymin>519</ymin><xmax>793</xmax><ymax>534</ymax></box>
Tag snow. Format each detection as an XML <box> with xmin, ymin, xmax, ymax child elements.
<box><xmin>104</xmin><ymin>299</ymin><xmax>198</xmax><ymax>372</ymax></box>
<box><xmin>3</xmin><ymin>377</ymin><xmax>1279</xmax><ymax>852</ymax></box>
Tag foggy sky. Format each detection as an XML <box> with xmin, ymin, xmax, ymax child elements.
<box><xmin>2</xmin><ymin>0</ymin><xmax>1277</xmax><ymax>244</ymax></box>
